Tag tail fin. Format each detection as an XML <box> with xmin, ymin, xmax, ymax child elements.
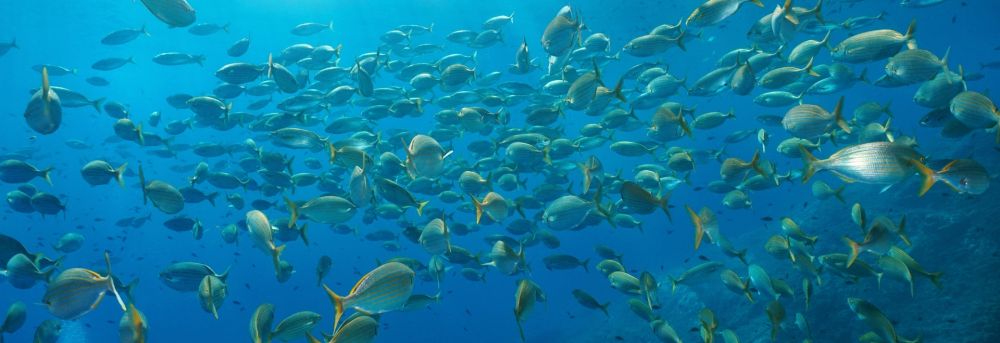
<box><xmin>668</xmin><ymin>276</ymin><xmax>679</xmax><ymax>295</ymax></box>
<box><xmin>416</xmin><ymin>200</ymin><xmax>428</xmax><ymax>216</ymax></box>
<box><xmin>271</xmin><ymin>244</ymin><xmax>286</xmax><ymax>275</ymax></box>
<box><xmin>284</xmin><ymin>196</ymin><xmax>299</xmax><ymax>228</ymax></box>
<box><xmin>833</xmin><ymin>185</ymin><xmax>845</xmax><ymax>203</ymax></box>
<box><xmin>748</xmin><ymin>150</ymin><xmax>765</xmax><ymax>176</ymax></box>
<box><xmin>206</xmin><ymin>192</ymin><xmax>219</xmax><ymax>207</ymax></box>
<box><xmin>678</xmin><ymin>115</ymin><xmax>693</xmax><ymax>138</ymax></box>
<box><xmin>323</xmin><ymin>284</ymin><xmax>346</xmax><ymax>334</ymax></box>
<box><xmin>138</xmin><ymin>163</ymin><xmax>148</xmax><ymax>204</ymax></box>
<box><xmin>910</xmin><ymin>159</ymin><xmax>935</xmax><ymax>197</ymax></box>
<box><xmin>904</xmin><ymin>19</ymin><xmax>917</xmax><ymax>49</ymax></box>
<box><xmin>811</xmin><ymin>0</ymin><xmax>825</xmax><ymax>24</ymax></box>
<box><xmin>299</xmin><ymin>223</ymin><xmax>310</xmax><ymax>246</ymax></box>
<box><xmin>843</xmin><ymin>236</ymin><xmax>862</xmax><ymax>268</ymax></box>
<box><xmin>927</xmin><ymin>271</ymin><xmax>943</xmax><ymax>289</ymax></box>
<box><xmin>799</xmin><ymin>146</ymin><xmax>819</xmax><ymax>183</ymax></box>
<box><xmin>91</xmin><ymin>97</ymin><xmax>105</xmax><ymax>113</ymax></box>
<box><xmin>515</xmin><ymin>314</ymin><xmax>526</xmax><ymax>342</ymax></box>
<box><xmin>675</xmin><ymin>30</ymin><xmax>687</xmax><ymax>52</ymax></box>
<box><xmin>40</xmin><ymin>167</ymin><xmax>53</xmax><ymax>186</ymax></box>
<box><xmin>749</xmin><ymin>0</ymin><xmax>764</xmax><ymax>7</ymax></box>
<box><xmin>115</xmin><ymin>163</ymin><xmax>127</xmax><ymax>188</ymax></box>
<box><xmin>580</xmin><ymin>258</ymin><xmax>590</xmax><ymax>273</ymax></box>
<box><xmin>611</xmin><ymin>77</ymin><xmax>626</xmax><ymax>103</ymax></box>
<box><xmin>686</xmin><ymin>205</ymin><xmax>704</xmax><ymax>250</ymax></box>
<box><xmin>804</xmin><ymin>57</ymin><xmax>820</xmax><ymax>77</ymax></box>
<box><xmin>471</xmin><ymin>196</ymin><xmax>484</xmax><ymax>224</ymax></box>
<box><xmin>833</xmin><ymin>96</ymin><xmax>851</xmax><ymax>133</ymax></box>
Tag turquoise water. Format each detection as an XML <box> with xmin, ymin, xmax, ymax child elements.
<box><xmin>1</xmin><ymin>0</ymin><xmax>999</xmax><ymax>342</ymax></box>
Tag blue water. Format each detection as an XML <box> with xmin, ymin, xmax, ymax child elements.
<box><xmin>1</xmin><ymin>0</ymin><xmax>999</xmax><ymax>342</ymax></box>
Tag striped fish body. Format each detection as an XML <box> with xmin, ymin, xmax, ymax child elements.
<box><xmin>541</xmin><ymin>6</ymin><xmax>581</xmax><ymax>56</ymax></box>
<box><xmin>885</xmin><ymin>48</ymin><xmax>946</xmax><ymax>84</ymax></box>
<box><xmin>815</xmin><ymin>142</ymin><xmax>922</xmax><ymax>185</ymax></box>
<box><xmin>345</xmin><ymin>263</ymin><xmax>415</xmax><ymax>313</ymax></box>
<box><xmin>140</xmin><ymin>0</ymin><xmax>196</xmax><ymax>28</ymax></box>
<box><xmin>43</xmin><ymin>268</ymin><xmax>122</xmax><ymax>320</ymax></box>
<box><xmin>325</xmin><ymin>262</ymin><xmax>414</xmax><ymax>333</ymax></box>
<box><xmin>783</xmin><ymin>105</ymin><xmax>833</xmax><ymax>138</ymax></box>
<box><xmin>145</xmin><ymin>181</ymin><xmax>184</xmax><ymax>214</ymax></box>
<box><xmin>687</xmin><ymin>0</ymin><xmax>761</xmax><ymax>27</ymax></box>
<box><xmin>831</xmin><ymin>21</ymin><xmax>915</xmax><ymax>64</ymax></box>
<box><xmin>330</xmin><ymin>315</ymin><xmax>378</xmax><ymax>343</ymax></box>
<box><xmin>950</xmin><ymin>91</ymin><xmax>998</xmax><ymax>129</ymax></box>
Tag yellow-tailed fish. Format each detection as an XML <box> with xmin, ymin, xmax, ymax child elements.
<box><xmin>323</xmin><ymin>262</ymin><xmax>414</xmax><ymax>334</ymax></box>
<box><xmin>42</xmin><ymin>251</ymin><xmax>126</xmax><ymax>320</ymax></box>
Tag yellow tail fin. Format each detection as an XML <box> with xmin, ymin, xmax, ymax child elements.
<box><xmin>910</xmin><ymin>159</ymin><xmax>935</xmax><ymax>197</ymax></box>
<box><xmin>284</xmin><ymin>196</ymin><xmax>299</xmax><ymax>228</ymax></box>
<box><xmin>799</xmin><ymin>146</ymin><xmax>819</xmax><ymax>183</ymax></box>
<box><xmin>686</xmin><ymin>205</ymin><xmax>704</xmax><ymax>250</ymax></box>
<box><xmin>843</xmin><ymin>236</ymin><xmax>862</xmax><ymax>268</ymax></box>
<box><xmin>323</xmin><ymin>284</ymin><xmax>346</xmax><ymax>335</ymax></box>
<box><xmin>833</xmin><ymin>96</ymin><xmax>851</xmax><ymax>133</ymax></box>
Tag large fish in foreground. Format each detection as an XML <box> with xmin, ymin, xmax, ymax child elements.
<box><xmin>323</xmin><ymin>262</ymin><xmax>415</xmax><ymax>334</ymax></box>
<box><xmin>800</xmin><ymin>142</ymin><xmax>933</xmax><ymax>194</ymax></box>
<box><xmin>42</xmin><ymin>251</ymin><xmax>126</xmax><ymax>320</ymax></box>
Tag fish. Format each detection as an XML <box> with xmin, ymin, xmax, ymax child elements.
<box><xmin>0</xmin><ymin>159</ymin><xmax>52</xmax><ymax>185</ymax></box>
<box><xmin>42</xmin><ymin>251</ymin><xmax>126</xmax><ymax>320</ymax></box>
<box><xmin>376</xmin><ymin>178</ymin><xmax>429</xmax><ymax>215</ymax></box>
<box><xmin>198</xmin><ymin>275</ymin><xmax>227</xmax><ymax>319</ymax></box>
<box><xmin>80</xmin><ymin>160</ymin><xmax>127</xmax><ymax>187</ymax></box>
<box><xmin>323</xmin><ymin>262</ymin><xmax>415</xmax><ymax>333</ymax></box>
<box><xmin>686</xmin><ymin>0</ymin><xmax>765</xmax><ymax>27</ymax></box>
<box><xmin>245</xmin><ymin>210</ymin><xmax>287</xmax><ymax>274</ymax></box>
<box><xmin>159</xmin><ymin>261</ymin><xmax>229</xmax><ymax>292</ymax></box>
<box><xmin>620</xmin><ymin>181</ymin><xmax>672</xmax><ymax>222</ymax></box>
<box><xmin>831</xmin><ymin>20</ymin><xmax>917</xmax><ymax>64</ymax></box>
<box><xmin>513</xmin><ymin>279</ymin><xmax>544</xmax><ymax>342</ymax></box>
<box><xmin>119</xmin><ymin>303</ymin><xmax>148</xmax><ymax>343</ymax></box>
<box><xmin>137</xmin><ymin>164</ymin><xmax>185</xmax><ymax>214</ymax></box>
<box><xmin>571</xmin><ymin>289</ymin><xmax>610</xmax><ymax>316</ymax></box>
<box><xmin>139</xmin><ymin>0</ymin><xmax>196</xmax><ymax>28</ymax></box>
<box><xmin>249</xmin><ymin>303</ymin><xmax>275</xmax><ymax>343</ymax></box>
<box><xmin>765</xmin><ymin>300</ymin><xmax>785</xmax><ymax>341</ymax></box>
<box><xmin>101</xmin><ymin>26</ymin><xmax>150</xmax><ymax>45</ymax></box>
<box><xmin>800</xmin><ymin>142</ymin><xmax>933</xmax><ymax>194</ymax></box>
<box><xmin>783</xmin><ymin>96</ymin><xmax>850</xmax><ymax>139</ymax></box>
<box><xmin>23</xmin><ymin>67</ymin><xmax>62</xmax><ymax>135</ymax></box>
<box><xmin>271</xmin><ymin>311</ymin><xmax>322</xmax><ymax>341</ymax></box>
<box><xmin>291</xmin><ymin>22</ymin><xmax>333</xmax><ymax>36</ymax></box>
<box><xmin>847</xmin><ymin>298</ymin><xmax>920</xmax><ymax>343</ymax></box>
<box><xmin>668</xmin><ymin>261</ymin><xmax>724</xmax><ymax>293</ymax></box>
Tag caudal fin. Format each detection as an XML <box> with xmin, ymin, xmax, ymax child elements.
<box><xmin>115</xmin><ymin>163</ymin><xmax>127</xmax><ymax>188</ymax></box>
<box><xmin>799</xmin><ymin>146</ymin><xmax>819</xmax><ymax>183</ymax></box>
<box><xmin>284</xmin><ymin>196</ymin><xmax>299</xmax><ymax>228</ymax></box>
<box><xmin>323</xmin><ymin>284</ymin><xmax>346</xmax><ymax>334</ymax></box>
<box><xmin>843</xmin><ymin>236</ymin><xmax>862</xmax><ymax>268</ymax></box>
<box><xmin>910</xmin><ymin>159</ymin><xmax>936</xmax><ymax>197</ymax></box>
<box><xmin>40</xmin><ymin>167</ymin><xmax>54</xmax><ymax>186</ymax></box>
<box><xmin>686</xmin><ymin>205</ymin><xmax>704</xmax><ymax>250</ymax></box>
<box><xmin>833</xmin><ymin>96</ymin><xmax>851</xmax><ymax>133</ymax></box>
<box><xmin>271</xmin><ymin>244</ymin><xmax>286</xmax><ymax>275</ymax></box>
